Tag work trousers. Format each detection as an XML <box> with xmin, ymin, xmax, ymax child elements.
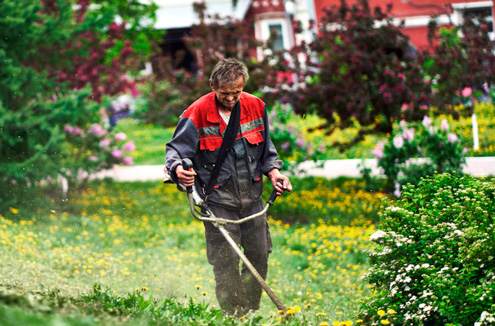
<box><xmin>204</xmin><ymin>200</ymin><xmax>272</xmax><ymax>316</ymax></box>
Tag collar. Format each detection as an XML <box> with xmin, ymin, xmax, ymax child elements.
<box><xmin>206</xmin><ymin>91</ymin><xmax>245</xmax><ymax>132</ymax></box>
<box><xmin>206</xmin><ymin>91</ymin><xmax>222</xmax><ymax>125</ymax></box>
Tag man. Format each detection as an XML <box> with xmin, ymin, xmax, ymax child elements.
<box><xmin>165</xmin><ymin>58</ymin><xmax>291</xmax><ymax>315</ymax></box>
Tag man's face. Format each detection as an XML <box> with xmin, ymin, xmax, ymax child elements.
<box><xmin>210</xmin><ymin>76</ymin><xmax>244</xmax><ymax>111</ymax></box>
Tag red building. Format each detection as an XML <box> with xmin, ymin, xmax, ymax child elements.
<box><xmin>155</xmin><ymin>0</ymin><xmax>494</xmax><ymax>66</ymax></box>
<box><xmin>312</xmin><ymin>0</ymin><xmax>494</xmax><ymax>50</ymax></box>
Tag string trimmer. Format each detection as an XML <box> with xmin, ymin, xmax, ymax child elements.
<box><xmin>164</xmin><ymin>158</ymin><xmax>286</xmax><ymax>312</ymax></box>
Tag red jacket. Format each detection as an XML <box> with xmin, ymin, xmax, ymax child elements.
<box><xmin>165</xmin><ymin>91</ymin><xmax>283</xmax><ymax>208</ymax></box>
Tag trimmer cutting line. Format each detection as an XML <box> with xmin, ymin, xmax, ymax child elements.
<box><xmin>164</xmin><ymin>158</ymin><xmax>287</xmax><ymax>312</ymax></box>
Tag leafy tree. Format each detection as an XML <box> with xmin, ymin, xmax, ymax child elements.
<box><xmin>41</xmin><ymin>0</ymin><xmax>159</xmax><ymax>102</ymax></box>
<box><xmin>0</xmin><ymin>0</ymin><xmax>157</xmax><ymax>210</ymax></box>
<box><xmin>269</xmin><ymin>0</ymin><xmax>432</xmax><ymax>151</ymax></box>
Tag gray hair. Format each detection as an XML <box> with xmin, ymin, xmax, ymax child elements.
<box><xmin>209</xmin><ymin>58</ymin><xmax>249</xmax><ymax>89</ymax></box>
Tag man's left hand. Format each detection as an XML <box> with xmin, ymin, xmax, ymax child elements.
<box><xmin>268</xmin><ymin>169</ymin><xmax>292</xmax><ymax>196</ymax></box>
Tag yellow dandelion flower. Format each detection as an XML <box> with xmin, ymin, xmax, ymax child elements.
<box><xmin>286</xmin><ymin>309</ymin><xmax>295</xmax><ymax>316</ymax></box>
<box><xmin>377</xmin><ymin>310</ymin><xmax>386</xmax><ymax>317</ymax></box>
<box><xmin>320</xmin><ymin>322</ymin><xmax>329</xmax><ymax>326</ymax></box>
<box><xmin>141</xmin><ymin>286</ymin><xmax>148</xmax><ymax>291</ymax></box>
<box><xmin>293</xmin><ymin>305</ymin><xmax>301</xmax><ymax>312</ymax></box>
<box><xmin>356</xmin><ymin>319</ymin><xmax>363</xmax><ymax>323</ymax></box>
<box><xmin>380</xmin><ymin>320</ymin><xmax>390</xmax><ymax>325</ymax></box>
<box><xmin>332</xmin><ymin>322</ymin><xmax>340</xmax><ymax>326</ymax></box>
<box><xmin>342</xmin><ymin>321</ymin><xmax>353</xmax><ymax>326</ymax></box>
<box><xmin>202</xmin><ymin>291</ymin><xmax>207</xmax><ymax>296</ymax></box>
<box><xmin>387</xmin><ymin>309</ymin><xmax>396</xmax><ymax>314</ymax></box>
<box><xmin>9</xmin><ymin>207</ymin><xmax>19</xmax><ymax>214</ymax></box>
<box><xmin>195</xmin><ymin>285</ymin><xmax>201</xmax><ymax>290</ymax></box>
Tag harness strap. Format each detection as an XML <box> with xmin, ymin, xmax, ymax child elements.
<box><xmin>204</xmin><ymin>100</ymin><xmax>241</xmax><ymax>197</ymax></box>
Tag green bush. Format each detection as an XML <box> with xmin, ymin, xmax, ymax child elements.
<box><xmin>0</xmin><ymin>0</ymin><xmax>155</xmax><ymax>209</ymax></box>
<box><xmin>360</xmin><ymin>173</ymin><xmax>495</xmax><ymax>325</ymax></box>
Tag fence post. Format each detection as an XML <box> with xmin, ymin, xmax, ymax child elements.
<box><xmin>472</xmin><ymin>113</ymin><xmax>479</xmax><ymax>151</ymax></box>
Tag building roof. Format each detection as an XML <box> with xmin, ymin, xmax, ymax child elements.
<box><xmin>154</xmin><ymin>0</ymin><xmax>252</xmax><ymax>29</ymax></box>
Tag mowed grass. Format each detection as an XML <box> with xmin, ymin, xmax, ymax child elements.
<box><xmin>0</xmin><ymin>178</ymin><xmax>387</xmax><ymax>325</ymax></box>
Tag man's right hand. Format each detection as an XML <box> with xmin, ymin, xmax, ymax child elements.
<box><xmin>176</xmin><ymin>164</ymin><xmax>196</xmax><ymax>187</ymax></box>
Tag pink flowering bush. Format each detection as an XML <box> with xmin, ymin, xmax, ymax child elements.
<box><xmin>268</xmin><ymin>102</ymin><xmax>327</xmax><ymax>172</ymax></box>
<box><xmin>366</xmin><ymin>116</ymin><xmax>467</xmax><ymax>193</ymax></box>
<box><xmin>63</xmin><ymin>123</ymin><xmax>135</xmax><ymax>187</ymax></box>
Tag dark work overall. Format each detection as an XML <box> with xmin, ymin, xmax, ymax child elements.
<box><xmin>203</xmin><ymin>140</ymin><xmax>272</xmax><ymax>315</ymax></box>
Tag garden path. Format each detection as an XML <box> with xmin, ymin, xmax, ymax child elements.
<box><xmin>92</xmin><ymin>157</ymin><xmax>495</xmax><ymax>182</ymax></box>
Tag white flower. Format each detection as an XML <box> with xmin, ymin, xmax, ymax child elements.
<box><xmin>369</xmin><ymin>230</ymin><xmax>387</xmax><ymax>241</ymax></box>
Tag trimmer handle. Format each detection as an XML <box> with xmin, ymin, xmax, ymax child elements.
<box><xmin>267</xmin><ymin>180</ymin><xmax>284</xmax><ymax>205</ymax></box>
<box><xmin>181</xmin><ymin>158</ymin><xmax>194</xmax><ymax>193</ymax></box>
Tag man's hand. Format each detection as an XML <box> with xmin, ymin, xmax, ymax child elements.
<box><xmin>176</xmin><ymin>164</ymin><xmax>197</xmax><ymax>187</ymax></box>
<box><xmin>268</xmin><ymin>169</ymin><xmax>292</xmax><ymax>196</ymax></box>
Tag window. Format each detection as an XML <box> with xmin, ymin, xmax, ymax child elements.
<box><xmin>463</xmin><ymin>6</ymin><xmax>493</xmax><ymax>32</ymax></box>
<box><xmin>453</xmin><ymin>1</ymin><xmax>495</xmax><ymax>39</ymax></box>
<box><xmin>269</xmin><ymin>23</ymin><xmax>285</xmax><ymax>52</ymax></box>
<box><xmin>258</xmin><ymin>18</ymin><xmax>292</xmax><ymax>56</ymax></box>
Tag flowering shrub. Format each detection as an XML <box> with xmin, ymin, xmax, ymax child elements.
<box><xmin>63</xmin><ymin>123</ymin><xmax>135</xmax><ymax>187</ymax></box>
<box><xmin>268</xmin><ymin>102</ymin><xmax>327</xmax><ymax>172</ymax></box>
<box><xmin>421</xmin><ymin>17</ymin><xmax>495</xmax><ymax>112</ymax></box>
<box><xmin>367</xmin><ymin>116</ymin><xmax>467</xmax><ymax>193</ymax></box>
<box><xmin>360</xmin><ymin>173</ymin><xmax>495</xmax><ymax>325</ymax></box>
<box><xmin>0</xmin><ymin>0</ymin><xmax>154</xmax><ymax>209</ymax></box>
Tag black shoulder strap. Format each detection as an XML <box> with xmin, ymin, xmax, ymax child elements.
<box><xmin>204</xmin><ymin>100</ymin><xmax>241</xmax><ymax>197</ymax></box>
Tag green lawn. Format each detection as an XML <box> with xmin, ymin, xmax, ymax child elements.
<box><xmin>0</xmin><ymin>178</ymin><xmax>385</xmax><ymax>325</ymax></box>
<box><xmin>113</xmin><ymin>119</ymin><xmax>174</xmax><ymax>165</ymax></box>
<box><xmin>116</xmin><ymin>102</ymin><xmax>495</xmax><ymax>167</ymax></box>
